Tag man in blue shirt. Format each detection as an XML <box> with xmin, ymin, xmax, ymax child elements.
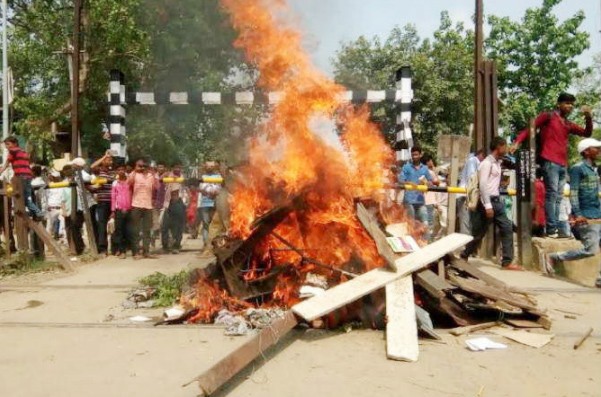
<box><xmin>544</xmin><ymin>138</ymin><xmax>601</xmax><ymax>288</ymax></box>
<box><xmin>399</xmin><ymin>146</ymin><xmax>435</xmax><ymax>240</ymax></box>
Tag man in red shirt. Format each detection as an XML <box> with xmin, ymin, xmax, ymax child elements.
<box><xmin>0</xmin><ymin>136</ymin><xmax>44</xmax><ymax>220</ymax></box>
<box><xmin>512</xmin><ymin>93</ymin><xmax>593</xmax><ymax>238</ymax></box>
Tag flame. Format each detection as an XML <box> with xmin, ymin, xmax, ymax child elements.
<box><xmin>184</xmin><ymin>0</ymin><xmax>408</xmax><ymax>322</ymax></box>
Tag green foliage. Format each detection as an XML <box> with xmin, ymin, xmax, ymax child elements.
<box><xmin>486</xmin><ymin>0</ymin><xmax>590</xmax><ymax>133</ymax></box>
<box><xmin>8</xmin><ymin>0</ymin><xmax>149</xmax><ymax>161</ymax></box>
<box><xmin>333</xmin><ymin>12</ymin><xmax>474</xmax><ymax>153</ymax></box>
<box><xmin>138</xmin><ymin>270</ymin><xmax>190</xmax><ymax>307</ymax></box>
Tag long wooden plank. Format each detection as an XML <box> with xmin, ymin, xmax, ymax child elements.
<box><xmin>416</xmin><ymin>269</ymin><xmax>454</xmax><ymax>300</ymax></box>
<box><xmin>24</xmin><ymin>216</ymin><xmax>75</xmax><ymax>272</ymax></box>
<box><xmin>292</xmin><ymin>234</ymin><xmax>472</xmax><ymax>321</ymax></box>
<box><xmin>356</xmin><ymin>203</ymin><xmax>398</xmax><ymax>271</ymax></box>
<box><xmin>385</xmin><ymin>277</ymin><xmax>418</xmax><ymax>361</ymax></box>
<box><xmin>195</xmin><ymin>311</ymin><xmax>298</xmax><ymax>395</ymax></box>
<box><xmin>451</xmin><ymin>276</ymin><xmax>538</xmax><ymax>312</ymax></box>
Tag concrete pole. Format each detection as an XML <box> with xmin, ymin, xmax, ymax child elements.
<box><xmin>2</xmin><ymin>0</ymin><xmax>8</xmax><ymax>154</ymax></box>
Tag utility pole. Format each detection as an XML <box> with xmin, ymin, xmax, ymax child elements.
<box><xmin>2</xmin><ymin>0</ymin><xmax>8</xmax><ymax>151</ymax></box>
<box><xmin>71</xmin><ymin>0</ymin><xmax>81</xmax><ymax>158</ymax></box>
<box><xmin>474</xmin><ymin>0</ymin><xmax>484</xmax><ymax>151</ymax></box>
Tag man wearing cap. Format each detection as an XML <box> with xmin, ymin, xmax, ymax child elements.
<box><xmin>512</xmin><ymin>93</ymin><xmax>593</xmax><ymax>238</ymax></box>
<box><xmin>544</xmin><ymin>138</ymin><xmax>601</xmax><ymax>288</ymax></box>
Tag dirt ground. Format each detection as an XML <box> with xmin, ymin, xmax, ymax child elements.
<box><xmin>0</xmin><ymin>236</ymin><xmax>600</xmax><ymax>397</ymax></box>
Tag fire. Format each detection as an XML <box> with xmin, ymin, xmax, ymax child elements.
<box><xmin>185</xmin><ymin>0</ymin><xmax>404</xmax><ymax>322</ymax></box>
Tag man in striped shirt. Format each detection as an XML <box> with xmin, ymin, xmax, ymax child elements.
<box><xmin>0</xmin><ymin>136</ymin><xmax>44</xmax><ymax>220</ymax></box>
<box><xmin>91</xmin><ymin>150</ymin><xmax>114</xmax><ymax>255</ymax></box>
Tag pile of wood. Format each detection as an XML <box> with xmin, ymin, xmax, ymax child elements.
<box><xmin>190</xmin><ymin>203</ymin><xmax>550</xmax><ymax>396</ymax></box>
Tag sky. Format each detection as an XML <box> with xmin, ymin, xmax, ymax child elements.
<box><xmin>288</xmin><ymin>0</ymin><xmax>601</xmax><ymax>76</ymax></box>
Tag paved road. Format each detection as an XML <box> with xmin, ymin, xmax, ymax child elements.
<box><xmin>0</xmin><ymin>242</ymin><xmax>600</xmax><ymax>397</ymax></box>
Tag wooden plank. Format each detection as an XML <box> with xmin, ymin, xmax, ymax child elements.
<box><xmin>2</xmin><ymin>192</ymin><xmax>10</xmax><ymax>259</ymax></box>
<box><xmin>385</xmin><ymin>277</ymin><xmax>418</xmax><ymax>361</ymax></box>
<box><xmin>194</xmin><ymin>312</ymin><xmax>298</xmax><ymax>395</ymax></box>
<box><xmin>11</xmin><ymin>177</ymin><xmax>29</xmax><ymax>253</ymax></box>
<box><xmin>75</xmin><ymin>171</ymin><xmax>98</xmax><ymax>256</ymax></box>
<box><xmin>449</xmin><ymin>321</ymin><xmax>498</xmax><ymax>336</ymax></box>
<box><xmin>416</xmin><ymin>269</ymin><xmax>454</xmax><ymax>300</ymax></box>
<box><xmin>23</xmin><ymin>216</ymin><xmax>75</xmax><ymax>272</ymax></box>
<box><xmin>451</xmin><ymin>276</ymin><xmax>539</xmax><ymax>312</ymax></box>
<box><xmin>505</xmin><ymin>319</ymin><xmax>544</xmax><ymax>329</ymax></box>
<box><xmin>448</xmin><ymin>256</ymin><xmax>508</xmax><ymax>290</ymax></box>
<box><xmin>446</xmin><ymin>137</ymin><xmax>460</xmax><ymax>234</ymax></box>
<box><xmin>573</xmin><ymin>327</ymin><xmax>593</xmax><ymax>350</ymax></box>
<box><xmin>292</xmin><ymin>234</ymin><xmax>472</xmax><ymax>321</ymax></box>
<box><xmin>356</xmin><ymin>203</ymin><xmax>398</xmax><ymax>271</ymax></box>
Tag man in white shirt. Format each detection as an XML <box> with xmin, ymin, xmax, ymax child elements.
<box><xmin>460</xmin><ymin>137</ymin><xmax>522</xmax><ymax>271</ymax></box>
<box><xmin>46</xmin><ymin>171</ymin><xmax>65</xmax><ymax>239</ymax></box>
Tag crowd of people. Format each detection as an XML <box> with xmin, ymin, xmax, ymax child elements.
<box><xmin>0</xmin><ymin>140</ymin><xmax>230</xmax><ymax>260</ymax></box>
<box><xmin>1</xmin><ymin>92</ymin><xmax>600</xmax><ymax>288</ymax></box>
<box><xmin>394</xmin><ymin>92</ymin><xmax>600</xmax><ymax>287</ymax></box>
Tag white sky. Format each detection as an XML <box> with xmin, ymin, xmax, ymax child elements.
<box><xmin>288</xmin><ymin>0</ymin><xmax>601</xmax><ymax>76</ymax></box>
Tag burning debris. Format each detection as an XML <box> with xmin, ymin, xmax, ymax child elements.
<box><xmin>169</xmin><ymin>1</ymin><xmax>552</xmax><ymax>394</ymax></box>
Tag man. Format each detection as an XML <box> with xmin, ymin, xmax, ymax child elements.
<box><xmin>0</xmin><ymin>136</ymin><xmax>44</xmax><ymax>220</ymax></box>
<box><xmin>512</xmin><ymin>93</ymin><xmax>593</xmax><ymax>238</ymax></box>
<box><xmin>61</xmin><ymin>165</ymin><xmax>85</xmax><ymax>255</ymax></box>
<box><xmin>161</xmin><ymin>163</ymin><xmax>185</xmax><ymax>254</ymax></box>
<box><xmin>111</xmin><ymin>164</ymin><xmax>132</xmax><ymax>259</ymax></box>
<box><xmin>46</xmin><ymin>171</ymin><xmax>64</xmax><ymax>239</ymax></box>
<box><xmin>399</xmin><ymin>146</ymin><xmax>436</xmax><ymax>240</ymax></box>
<box><xmin>421</xmin><ymin>154</ymin><xmax>439</xmax><ymax>241</ymax></box>
<box><xmin>161</xmin><ymin>189</ymin><xmax>186</xmax><ymax>254</ymax></box>
<box><xmin>461</xmin><ymin>137</ymin><xmax>522</xmax><ymax>271</ymax></box>
<box><xmin>91</xmin><ymin>151</ymin><xmax>114</xmax><ymax>255</ymax></box>
<box><xmin>457</xmin><ymin>149</ymin><xmax>486</xmax><ymax>234</ymax></box>
<box><xmin>543</xmin><ymin>138</ymin><xmax>601</xmax><ymax>288</ymax></box>
<box><xmin>128</xmin><ymin>158</ymin><xmax>158</xmax><ymax>259</ymax></box>
<box><xmin>152</xmin><ymin>161</ymin><xmax>168</xmax><ymax>244</ymax></box>
<box><xmin>197</xmin><ymin>161</ymin><xmax>222</xmax><ymax>256</ymax></box>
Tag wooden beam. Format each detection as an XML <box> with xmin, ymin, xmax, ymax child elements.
<box><xmin>356</xmin><ymin>203</ymin><xmax>398</xmax><ymax>271</ymax></box>
<box><xmin>448</xmin><ymin>256</ymin><xmax>508</xmax><ymax>289</ymax></box>
<box><xmin>2</xmin><ymin>191</ymin><xmax>10</xmax><ymax>259</ymax></box>
<box><xmin>194</xmin><ymin>311</ymin><xmax>298</xmax><ymax>395</ymax></box>
<box><xmin>75</xmin><ymin>171</ymin><xmax>98</xmax><ymax>256</ymax></box>
<box><xmin>11</xmin><ymin>177</ymin><xmax>29</xmax><ymax>253</ymax></box>
<box><xmin>23</xmin><ymin>216</ymin><xmax>75</xmax><ymax>272</ymax></box>
<box><xmin>292</xmin><ymin>234</ymin><xmax>473</xmax><ymax>321</ymax></box>
<box><xmin>446</xmin><ymin>138</ymin><xmax>460</xmax><ymax>234</ymax></box>
<box><xmin>385</xmin><ymin>277</ymin><xmax>418</xmax><ymax>361</ymax></box>
<box><xmin>451</xmin><ymin>276</ymin><xmax>539</xmax><ymax>312</ymax></box>
<box><xmin>416</xmin><ymin>269</ymin><xmax>454</xmax><ymax>300</ymax></box>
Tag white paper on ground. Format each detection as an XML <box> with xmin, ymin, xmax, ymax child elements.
<box><xmin>164</xmin><ymin>306</ymin><xmax>185</xmax><ymax>321</ymax></box>
<box><xmin>465</xmin><ymin>337</ymin><xmax>508</xmax><ymax>351</ymax></box>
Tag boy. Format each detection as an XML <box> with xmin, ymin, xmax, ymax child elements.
<box><xmin>0</xmin><ymin>136</ymin><xmax>44</xmax><ymax>220</ymax></box>
<box><xmin>543</xmin><ymin>138</ymin><xmax>601</xmax><ymax>288</ymax></box>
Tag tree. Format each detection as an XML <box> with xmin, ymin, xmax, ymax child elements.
<box><xmin>333</xmin><ymin>12</ymin><xmax>474</xmax><ymax>153</ymax></box>
<box><xmin>486</xmin><ymin>0</ymin><xmax>590</xmax><ymax>132</ymax></box>
<box><xmin>8</xmin><ymin>0</ymin><xmax>149</xmax><ymax>160</ymax></box>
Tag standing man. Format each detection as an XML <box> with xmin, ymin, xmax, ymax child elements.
<box><xmin>544</xmin><ymin>139</ymin><xmax>601</xmax><ymax>288</ymax></box>
<box><xmin>461</xmin><ymin>137</ymin><xmax>522</xmax><ymax>270</ymax></box>
<box><xmin>0</xmin><ymin>136</ymin><xmax>44</xmax><ymax>220</ymax></box>
<box><xmin>457</xmin><ymin>149</ymin><xmax>486</xmax><ymax>234</ymax></box>
<box><xmin>399</xmin><ymin>146</ymin><xmax>436</xmax><ymax>240</ymax></box>
<box><xmin>161</xmin><ymin>163</ymin><xmax>185</xmax><ymax>254</ymax></box>
<box><xmin>46</xmin><ymin>171</ymin><xmax>65</xmax><ymax>239</ymax></box>
<box><xmin>197</xmin><ymin>161</ymin><xmax>222</xmax><ymax>257</ymax></box>
<box><xmin>512</xmin><ymin>93</ymin><xmax>593</xmax><ymax>238</ymax></box>
<box><xmin>91</xmin><ymin>151</ymin><xmax>114</xmax><ymax>255</ymax></box>
<box><xmin>129</xmin><ymin>158</ymin><xmax>158</xmax><ymax>259</ymax></box>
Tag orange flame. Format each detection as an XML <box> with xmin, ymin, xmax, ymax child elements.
<box><xmin>184</xmin><ymin>0</ymin><xmax>403</xmax><ymax>322</ymax></box>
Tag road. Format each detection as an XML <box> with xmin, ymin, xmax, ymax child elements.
<box><xmin>0</xmin><ymin>238</ymin><xmax>599</xmax><ymax>397</ymax></box>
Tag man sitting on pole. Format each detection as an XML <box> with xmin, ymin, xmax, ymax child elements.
<box><xmin>544</xmin><ymin>138</ymin><xmax>601</xmax><ymax>288</ymax></box>
<box><xmin>461</xmin><ymin>137</ymin><xmax>522</xmax><ymax>271</ymax></box>
<box><xmin>511</xmin><ymin>93</ymin><xmax>593</xmax><ymax>238</ymax></box>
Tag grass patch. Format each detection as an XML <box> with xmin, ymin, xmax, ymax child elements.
<box><xmin>0</xmin><ymin>252</ymin><xmax>62</xmax><ymax>277</ymax></box>
<box><xmin>138</xmin><ymin>270</ymin><xmax>190</xmax><ymax>307</ymax></box>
